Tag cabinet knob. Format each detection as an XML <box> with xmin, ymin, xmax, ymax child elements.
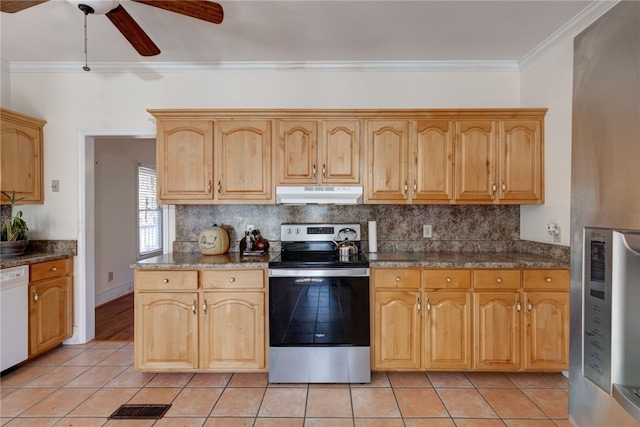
<box><xmin>545</xmin><ymin>277</ymin><xmax>552</xmax><ymax>283</ymax></box>
<box><xmin>51</xmin><ymin>267</ymin><xmax>57</xmax><ymax>271</ymax></box>
<box><xmin>33</xmin><ymin>290</ymin><xmax>39</xmax><ymax>304</ymax></box>
<box><xmin>229</xmin><ymin>277</ymin><xmax>235</xmax><ymax>282</ymax></box>
<box><xmin>395</xmin><ymin>277</ymin><xmax>401</xmax><ymax>282</ymax></box>
<box><xmin>446</xmin><ymin>277</ymin><xmax>452</xmax><ymax>283</ymax></box>
<box><xmin>312</xmin><ymin>164</ymin><xmax>317</xmax><ymax>179</ymax></box>
<box><xmin>322</xmin><ymin>164</ymin><xmax>326</xmax><ymax>179</ymax></box>
<box><xmin>496</xmin><ymin>277</ymin><xmax>502</xmax><ymax>283</ymax></box>
<box><xmin>163</xmin><ymin>278</ymin><xmax>169</xmax><ymax>284</ymax></box>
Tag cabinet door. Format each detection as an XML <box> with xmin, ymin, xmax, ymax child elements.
<box><xmin>321</xmin><ymin>120</ymin><xmax>361</xmax><ymax>184</ymax></box>
<box><xmin>373</xmin><ymin>291</ymin><xmax>421</xmax><ymax>370</ymax></box>
<box><xmin>454</xmin><ymin>120</ymin><xmax>498</xmax><ymax>202</ymax></box>
<box><xmin>201</xmin><ymin>291</ymin><xmax>265</xmax><ymax>370</ymax></box>
<box><xmin>277</xmin><ymin>120</ymin><xmax>318</xmax><ymax>184</ymax></box>
<box><xmin>424</xmin><ymin>291</ymin><xmax>472</xmax><ymax>370</ymax></box>
<box><xmin>523</xmin><ymin>292</ymin><xmax>569</xmax><ymax>370</ymax></box>
<box><xmin>365</xmin><ymin>120</ymin><xmax>410</xmax><ymax>202</ymax></box>
<box><xmin>413</xmin><ymin>120</ymin><xmax>454</xmax><ymax>202</ymax></box>
<box><xmin>0</xmin><ymin>114</ymin><xmax>43</xmax><ymax>204</ymax></box>
<box><xmin>135</xmin><ymin>292</ymin><xmax>199</xmax><ymax>371</ymax></box>
<box><xmin>157</xmin><ymin>120</ymin><xmax>214</xmax><ymax>202</ymax></box>
<box><xmin>216</xmin><ymin>120</ymin><xmax>273</xmax><ymax>202</ymax></box>
<box><xmin>473</xmin><ymin>291</ymin><xmax>521</xmax><ymax>370</ymax></box>
<box><xmin>28</xmin><ymin>277</ymin><xmax>73</xmax><ymax>357</ymax></box>
<box><xmin>499</xmin><ymin>120</ymin><xmax>543</xmax><ymax>203</ymax></box>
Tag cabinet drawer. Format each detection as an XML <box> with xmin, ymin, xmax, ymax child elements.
<box><xmin>423</xmin><ymin>269</ymin><xmax>471</xmax><ymax>289</ymax></box>
<box><xmin>135</xmin><ymin>270</ymin><xmax>198</xmax><ymax>290</ymax></box>
<box><xmin>373</xmin><ymin>268</ymin><xmax>421</xmax><ymax>289</ymax></box>
<box><xmin>523</xmin><ymin>269</ymin><xmax>569</xmax><ymax>290</ymax></box>
<box><xmin>201</xmin><ymin>269</ymin><xmax>264</xmax><ymax>289</ymax></box>
<box><xmin>30</xmin><ymin>258</ymin><xmax>72</xmax><ymax>282</ymax></box>
<box><xmin>473</xmin><ymin>269</ymin><xmax>521</xmax><ymax>290</ymax></box>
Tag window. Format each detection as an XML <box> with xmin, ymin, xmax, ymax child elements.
<box><xmin>137</xmin><ymin>162</ymin><xmax>163</xmax><ymax>258</ymax></box>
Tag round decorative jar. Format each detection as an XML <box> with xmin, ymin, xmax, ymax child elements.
<box><xmin>198</xmin><ymin>224</ymin><xmax>230</xmax><ymax>255</ymax></box>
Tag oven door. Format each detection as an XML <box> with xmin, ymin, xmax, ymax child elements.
<box><xmin>268</xmin><ymin>268</ymin><xmax>370</xmax><ymax>383</ymax></box>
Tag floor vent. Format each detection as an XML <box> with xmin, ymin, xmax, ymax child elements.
<box><xmin>109</xmin><ymin>404</ymin><xmax>171</xmax><ymax>419</ymax></box>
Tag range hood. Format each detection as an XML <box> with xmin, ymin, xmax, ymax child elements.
<box><xmin>275</xmin><ymin>186</ymin><xmax>363</xmax><ymax>205</ymax></box>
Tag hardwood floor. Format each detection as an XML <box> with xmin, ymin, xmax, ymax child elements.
<box><xmin>94</xmin><ymin>293</ymin><xmax>134</xmax><ymax>341</ymax></box>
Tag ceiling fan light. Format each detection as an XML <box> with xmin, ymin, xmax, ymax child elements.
<box><xmin>68</xmin><ymin>0</ymin><xmax>120</xmax><ymax>15</ymax></box>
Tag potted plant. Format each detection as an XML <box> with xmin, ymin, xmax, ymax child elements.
<box><xmin>1</xmin><ymin>190</ymin><xmax>29</xmax><ymax>256</ymax></box>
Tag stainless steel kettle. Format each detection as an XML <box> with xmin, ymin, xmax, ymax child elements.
<box><xmin>334</xmin><ymin>227</ymin><xmax>358</xmax><ymax>258</ymax></box>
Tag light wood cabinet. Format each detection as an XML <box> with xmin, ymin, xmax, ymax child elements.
<box><xmin>454</xmin><ymin>120</ymin><xmax>498</xmax><ymax>203</ymax></box>
<box><xmin>373</xmin><ymin>267</ymin><xmax>567</xmax><ymax>372</ymax></box>
<box><xmin>150</xmin><ymin>109</ymin><xmax>545</xmax><ymax>206</ymax></box>
<box><xmin>424</xmin><ymin>291</ymin><xmax>472</xmax><ymax>369</ymax></box>
<box><xmin>134</xmin><ymin>269</ymin><xmax>266</xmax><ymax>372</ymax></box>
<box><xmin>0</xmin><ymin>108</ymin><xmax>46</xmax><ymax>204</ymax></box>
<box><xmin>156</xmin><ymin>120</ymin><xmax>214</xmax><ymax>203</ymax></box>
<box><xmin>28</xmin><ymin>258</ymin><xmax>73</xmax><ymax>358</ymax></box>
<box><xmin>373</xmin><ymin>290</ymin><xmax>421</xmax><ymax>370</ymax></box>
<box><xmin>365</xmin><ymin>120</ymin><xmax>411</xmax><ymax>202</ymax></box>
<box><xmin>473</xmin><ymin>291</ymin><xmax>521</xmax><ymax>370</ymax></box>
<box><xmin>413</xmin><ymin>120</ymin><xmax>455</xmax><ymax>202</ymax></box>
<box><xmin>277</xmin><ymin>119</ymin><xmax>361</xmax><ymax>185</ymax></box>
<box><xmin>454</xmin><ymin>118</ymin><xmax>543</xmax><ymax>204</ymax></box>
<box><xmin>522</xmin><ymin>269</ymin><xmax>570</xmax><ymax>370</ymax></box>
<box><xmin>216</xmin><ymin>120</ymin><xmax>273</xmax><ymax>202</ymax></box>
<box><xmin>135</xmin><ymin>291</ymin><xmax>200</xmax><ymax>370</ymax></box>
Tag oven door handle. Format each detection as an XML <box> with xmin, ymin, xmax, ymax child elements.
<box><xmin>269</xmin><ymin>268</ymin><xmax>370</xmax><ymax>278</ymax></box>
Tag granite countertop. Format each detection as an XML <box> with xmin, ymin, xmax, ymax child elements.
<box><xmin>131</xmin><ymin>251</ymin><xmax>568</xmax><ymax>270</ymax></box>
<box><xmin>131</xmin><ymin>252</ymin><xmax>274</xmax><ymax>270</ymax></box>
<box><xmin>1</xmin><ymin>251</ymin><xmax>75</xmax><ymax>269</ymax></box>
<box><xmin>1</xmin><ymin>240</ymin><xmax>78</xmax><ymax>269</ymax></box>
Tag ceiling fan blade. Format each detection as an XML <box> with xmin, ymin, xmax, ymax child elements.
<box><xmin>106</xmin><ymin>5</ymin><xmax>160</xmax><ymax>56</ymax></box>
<box><xmin>132</xmin><ymin>0</ymin><xmax>223</xmax><ymax>24</ymax></box>
<box><xmin>0</xmin><ymin>0</ymin><xmax>48</xmax><ymax>13</ymax></box>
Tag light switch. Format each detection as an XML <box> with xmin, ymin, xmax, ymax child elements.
<box><xmin>52</xmin><ymin>180</ymin><xmax>60</xmax><ymax>192</ymax></box>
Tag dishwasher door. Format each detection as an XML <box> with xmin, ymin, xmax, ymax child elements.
<box><xmin>1</xmin><ymin>265</ymin><xmax>29</xmax><ymax>372</ymax></box>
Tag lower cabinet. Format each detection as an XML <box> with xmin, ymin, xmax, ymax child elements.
<box><xmin>134</xmin><ymin>269</ymin><xmax>266</xmax><ymax>372</ymax></box>
<box><xmin>28</xmin><ymin>258</ymin><xmax>73</xmax><ymax>358</ymax></box>
<box><xmin>372</xmin><ymin>267</ymin><xmax>568</xmax><ymax>372</ymax></box>
<box><xmin>473</xmin><ymin>291</ymin><xmax>521</xmax><ymax>370</ymax></box>
<box><xmin>425</xmin><ymin>291</ymin><xmax>472</xmax><ymax>370</ymax></box>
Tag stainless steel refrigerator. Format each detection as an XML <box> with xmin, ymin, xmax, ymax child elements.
<box><xmin>570</xmin><ymin>2</ymin><xmax>640</xmax><ymax>426</ymax></box>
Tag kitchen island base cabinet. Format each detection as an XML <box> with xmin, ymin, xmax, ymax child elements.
<box><xmin>28</xmin><ymin>258</ymin><xmax>73</xmax><ymax>358</ymax></box>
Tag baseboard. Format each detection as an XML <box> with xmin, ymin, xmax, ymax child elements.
<box><xmin>95</xmin><ymin>281</ymin><xmax>134</xmax><ymax>308</ymax></box>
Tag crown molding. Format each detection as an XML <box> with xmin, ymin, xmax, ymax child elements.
<box><xmin>6</xmin><ymin>60</ymin><xmax>520</xmax><ymax>74</ymax></box>
<box><xmin>519</xmin><ymin>0</ymin><xmax>620</xmax><ymax>70</ymax></box>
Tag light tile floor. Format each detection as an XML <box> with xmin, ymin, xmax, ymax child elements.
<box><xmin>0</xmin><ymin>341</ymin><xmax>571</xmax><ymax>426</ymax></box>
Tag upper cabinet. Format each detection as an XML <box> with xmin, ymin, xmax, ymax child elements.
<box><xmin>455</xmin><ymin>118</ymin><xmax>544</xmax><ymax>204</ymax></box>
<box><xmin>149</xmin><ymin>109</ymin><xmax>545</xmax><ymax>205</ymax></box>
<box><xmin>277</xmin><ymin>119</ymin><xmax>361</xmax><ymax>185</ymax></box>
<box><xmin>216</xmin><ymin>120</ymin><xmax>272</xmax><ymax>202</ymax></box>
<box><xmin>0</xmin><ymin>108</ymin><xmax>46</xmax><ymax>204</ymax></box>
<box><xmin>365</xmin><ymin>120</ymin><xmax>411</xmax><ymax>203</ymax></box>
<box><xmin>157</xmin><ymin>120</ymin><xmax>214</xmax><ymax>202</ymax></box>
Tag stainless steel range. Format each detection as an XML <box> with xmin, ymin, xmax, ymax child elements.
<box><xmin>268</xmin><ymin>223</ymin><xmax>370</xmax><ymax>383</ymax></box>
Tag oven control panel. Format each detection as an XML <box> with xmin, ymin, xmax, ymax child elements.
<box><xmin>280</xmin><ymin>223</ymin><xmax>361</xmax><ymax>242</ymax></box>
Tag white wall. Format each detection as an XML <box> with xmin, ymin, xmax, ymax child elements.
<box><xmin>520</xmin><ymin>38</ymin><xmax>575</xmax><ymax>246</ymax></box>
<box><xmin>8</xmin><ymin>70</ymin><xmax>520</xmax><ymax>241</ymax></box>
<box><xmin>94</xmin><ymin>138</ymin><xmax>155</xmax><ymax>306</ymax></box>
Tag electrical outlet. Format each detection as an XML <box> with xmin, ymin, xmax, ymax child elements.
<box><xmin>51</xmin><ymin>180</ymin><xmax>60</xmax><ymax>192</ymax></box>
<box><xmin>553</xmin><ymin>227</ymin><xmax>561</xmax><ymax>243</ymax></box>
<box><xmin>246</xmin><ymin>225</ymin><xmax>254</xmax><ymax>232</ymax></box>
<box><xmin>423</xmin><ymin>224</ymin><xmax>432</xmax><ymax>238</ymax></box>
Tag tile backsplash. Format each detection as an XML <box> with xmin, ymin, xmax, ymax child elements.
<box><xmin>174</xmin><ymin>204</ymin><xmax>564</xmax><ymax>255</ymax></box>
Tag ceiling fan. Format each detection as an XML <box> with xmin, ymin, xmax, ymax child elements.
<box><xmin>0</xmin><ymin>0</ymin><xmax>224</xmax><ymax>57</ymax></box>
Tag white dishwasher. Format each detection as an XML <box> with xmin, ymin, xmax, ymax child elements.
<box><xmin>1</xmin><ymin>265</ymin><xmax>29</xmax><ymax>372</ymax></box>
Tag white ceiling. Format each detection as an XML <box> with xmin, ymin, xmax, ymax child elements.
<box><xmin>0</xmin><ymin>0</ymin><xmax>607</xmax><ymax>72</ymax></box>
